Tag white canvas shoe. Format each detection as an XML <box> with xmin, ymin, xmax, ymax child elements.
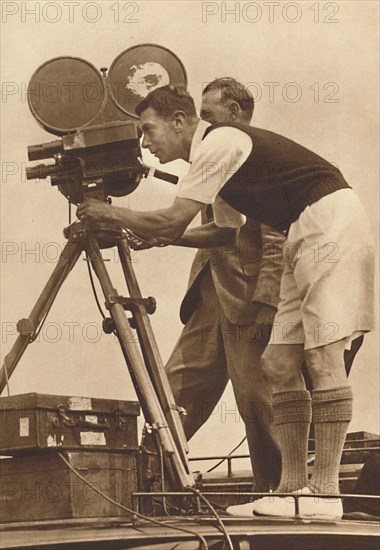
<box><xmin>298</xmin><ymin>488</ymin><xmax>343</xmax><ymax>520</ymax></box>
<box><xmin>229</xmin><ymin>488</ymin><xmax>343</xmax><ymax>520</ymax></box>
<box><xmin>226</xmin><ymin>492</ymin><xmax>300</xmax><ymax>518</ymax></box>
<box><xmin>226</xmin><ymin>501</ymin><xmax>258</xmax><ymax>517</ymax></box>
<box><xmin>250</xmin><ymin>492</ymin><xmax>301</xmax><ymax>518</ymax></box>
<box><xmin>227</xmin><ymin>488</ymin><xmax>343</xmax><ymax>520</ymax></box>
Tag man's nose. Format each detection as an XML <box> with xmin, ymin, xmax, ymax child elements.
<box><xmin>141</xmin><ymin>135</ymin><xmax>150</xmax><ymax>149</ymax></box>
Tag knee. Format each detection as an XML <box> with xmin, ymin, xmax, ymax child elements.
<box><xmin>260</xmin><ymin>348</ymin><xmax>290</xmax><ymax>386</ymax></box>
<box><xmin>304</xmin><ymin>343</ymin><xmax>347</xmax><ymax>387</ymax></box>
<box><xmin>305</xmin><ymin>343</ymin><xmax>345</xmax><ymax>374</ymax></box>
<box><xmin>304</xmin><ymin>347</ymin><xmax>328</xmax><ymax>378</ymax></box>
<box><xmin>260</xmin><ymin>345</ymin><xmax>304</xmax><ymax>388</ymax></box>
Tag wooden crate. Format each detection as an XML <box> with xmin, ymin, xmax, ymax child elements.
<box><xmin>1</xmin><ymin>450</ymin><xmax>138</xmax><ymax>522</ymax></box>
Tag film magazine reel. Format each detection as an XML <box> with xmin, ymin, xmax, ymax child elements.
<box><xmin>28</xmin><ymin>43</ymin><xmax>188</xmax><ymax>135</ymax></box>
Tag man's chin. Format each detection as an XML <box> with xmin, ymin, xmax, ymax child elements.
<box><xmin>155</xmin><ymin>152</ymin><xmax>174</xmax><ymax>164</ymax></box>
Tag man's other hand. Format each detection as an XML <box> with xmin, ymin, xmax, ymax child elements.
<box><xmin>126</xmin><ymin>230</ymin><xmax>175</xmax><ymax>250</ymax></box>
<box><xmin>252</xmin><ymin>302</ymin><xmax>277</xmax><ymax>346</ymax></box>
<box><xmin>126</xmin><ymin>230</ymin><xmax>156</xmax><ymax>250</ymax></box>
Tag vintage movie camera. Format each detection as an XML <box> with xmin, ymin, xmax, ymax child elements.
<box><xmin>25</xmin><ymin>44</ymin><xmax>187</xmax><ymax>203</ymax></box>
<box><xmin>0</xmin><ymin>44</ymin><xmax>195</xmax><ymax>504</ymax></box>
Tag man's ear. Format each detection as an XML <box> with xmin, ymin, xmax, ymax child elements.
<box><xmin>229</xmin><ymin>101</ymin><xmax>240</xmax><ymax>120</ymax></box>
<box><xmin>173</xmin><ymin>110</ymin><xmax>186</xmax><ymax>131</ymax></box>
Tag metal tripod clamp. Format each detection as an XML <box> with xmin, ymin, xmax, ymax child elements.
<box><xmin>106</xmin><ymin>294</ymin><xmax>157</xmax><ymax>315</ymax></box>
<box><xmin>16</xmin><ymin>318</ymin><xmax>35</xmax><ymax>336</ymax></box>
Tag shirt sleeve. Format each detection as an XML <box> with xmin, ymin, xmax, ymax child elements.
<box><xmin>176</xmin><ymin>127</ymin><xmax>253</xmax><ymax>204</ymax></box>
<box><xmin>212</xmin><ymin>195</ymin><xmax>246</xmax><ymax>228</ymax></box>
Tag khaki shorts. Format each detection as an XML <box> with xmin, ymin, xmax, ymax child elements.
<box><xmin>271</xmin><ymin>189</ymin><xmax>375</xmax><ymax>350</ymax></box>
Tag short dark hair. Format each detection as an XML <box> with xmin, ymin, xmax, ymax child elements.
<box><xmin>203</xmin><ymin>77</ymin><xmax>254</xmax><ymax>117</ymax></box>
<box><xmin>135</xmin><ymin>84</ymin><xmax>197</xmax><ymax>118</ymax></box>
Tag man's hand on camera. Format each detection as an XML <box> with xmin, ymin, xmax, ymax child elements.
<box><xmin>77</xmin><ymin>198</ymin><xmax>113</xmax><ymax>222</ymax></box>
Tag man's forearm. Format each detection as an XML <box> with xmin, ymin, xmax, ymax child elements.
<box><xmin>107</xmin><ymin>205</ymin><xmax>184</xmax><ymax>242</ymax></box>
<box><xmin>76</xmin><ymin>197</ymin><xmax>204</xmax><ymax>245</ymax></box>
<box><xmin>174</xmin><ymin>222</ymin><xmax>239</xmax><ymax>249</ymax></box>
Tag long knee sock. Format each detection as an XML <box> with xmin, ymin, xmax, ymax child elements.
<box><xmin>273</xmin><ymin>390</ymin><xmax>312</xmax><ymax>493</ymax></box>
<box><xmin>309</xmin><ymin>386</ymin><xmax>353</xmax><ymax>495</ymax></box>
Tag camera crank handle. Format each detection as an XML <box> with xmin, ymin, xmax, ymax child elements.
<box><xmin>153</xmin><ymin>168</ymin><xmax>178</xmax><ymax>185</ymax></box>
<box><xmin>141</xmin><ymin>163</ymin><xmax>179</xmax><ymax>185</ymax></box>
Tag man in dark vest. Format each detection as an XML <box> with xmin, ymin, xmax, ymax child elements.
<box><xmin>77</xmin><ymin>85</ymin><xmax>375</xmax><ymax>520</ymax></box>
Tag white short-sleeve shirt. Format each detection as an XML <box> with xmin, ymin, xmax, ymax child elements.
<box><xmin>177</xmin><ymin>120</ymin><xmax>253</xmax><ymax>228</ymax></box>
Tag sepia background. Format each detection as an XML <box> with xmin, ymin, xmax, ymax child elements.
<box><xmin>1</xmin><ymin>0</ymin><xmax>379</xmax><ymax>470</ymax></box>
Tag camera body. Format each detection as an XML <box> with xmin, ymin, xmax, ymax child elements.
<box><xmin>27</xmin><ymin>121</ymin><xmax>143</xmax><ymax>204</ymax></box>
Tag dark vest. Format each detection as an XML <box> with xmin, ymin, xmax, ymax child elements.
<box><xmin>203</xmin><ymin>123</ymin><xmax>350</xmax><ymax>232</ymax></box>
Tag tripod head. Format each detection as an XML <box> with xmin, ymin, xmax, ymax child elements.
<box><xmin>25</xmin><ymin>45</ymin><xmax>187</xmax><ymax>204</ymax></box>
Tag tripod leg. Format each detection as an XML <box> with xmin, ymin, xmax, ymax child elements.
<box><xmin>86</xmin><ymin>235</ymin><xmax>194</xmax><ymax>490</ymax></box>
<box><xmin>117</xmin><ymin>238</ymin><xmax>190</xmax><ymax>463</ymax></box>
<box><xmin>0</xmin><ymin>240</ymin><xmax>83</xmax><ymax>394</ymax></box>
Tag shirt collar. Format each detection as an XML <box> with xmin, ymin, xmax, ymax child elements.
<box><xmin>189</xmin><ymin>120</ymin><xmax>210</xmax><ymax>163</ymax></box>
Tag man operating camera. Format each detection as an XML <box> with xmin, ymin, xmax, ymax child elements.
<box><xmin>128</xmin><ymin>78</ymin><xmax>285</xmax><ymax>493</ymax></box>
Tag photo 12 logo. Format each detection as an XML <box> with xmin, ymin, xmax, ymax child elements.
<box><xmin>1</xmin><ymin>2</ymin><xmax>140</xmax><ymax>24</ymax></box>
<box><xmin>202</xmin><ymin>2</ymin><xmax>340</xmax><ymax>24</ymax></box>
